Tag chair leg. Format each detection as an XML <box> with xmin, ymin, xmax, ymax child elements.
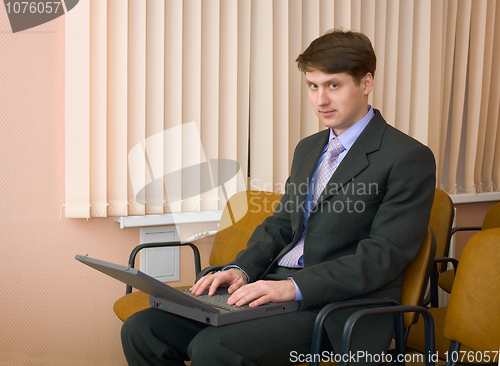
<box><xmin>394</xmin><ymin>314</ymin><xmax>405</xmax><ymax>366</ymax></box>
<box><xmin>338</xmin><ymin>306</ymin><xmax>435</xmax><ymax>366</ymax></box>
<box><xmin>444</xmin><ymin>341</ymin><xmax>461</xmax><ymax>366</ymax></box>
<box><xmin>309</xmin><ymin>298</ymin><xmax>399</xmax><ymax>366</ymax></box>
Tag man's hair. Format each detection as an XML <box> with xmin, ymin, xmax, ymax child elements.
<box><xmin>296</xmin><ymin>29</ymin><xmax>376</xmax><ymax>84</ymax></box>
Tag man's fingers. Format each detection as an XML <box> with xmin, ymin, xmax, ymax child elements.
<box><xmin>207</xmin><ymin>276</ymin><xmax>224</xmax><ymax>296</ymax></box>
<box><xmin>227</xmin><ymin>280</ymin><xmax>296</xmax><ymax>306</ymax></box>
<box><xmin>190</xmin><ymin>275</ymin><xmax>213</xmax><ymax>295</ymax></box>
<box><xmin>237</xmin><ymin>292</ymin><xmax>270</xmax><ymax>308</ymax></box>
<box><xmin>190</xmin><ymin>270</ymin><xmax>244</xmax><ymax>296</ymax></box>
<box><xmin>227</xmin><ymin>278</ymin><xmax>245</xmax><ymax>294</ymax></box>
<box><xmin>248</xmin><ymin>295</ymin><xmax>272</xmax><ymax>308</ymax></box>
<box><xmin>227</xmin><ymin>283</ymin><xmax>265</xmax><ymax>306</ymax></box>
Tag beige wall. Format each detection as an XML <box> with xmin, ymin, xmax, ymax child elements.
<box><xmin>0</xmin><ymin>13</ymin><xmax>135</xmax><ymax>366</ymax></box>
<box><xmin>0</xmin><ymin>12</ymin><xmax>219</xmax><ymax>366</ymax></box>
<box><xmin>453</xmin><ymin>201</ymin><xmax>499</xmax><ymax>259</ymax></box>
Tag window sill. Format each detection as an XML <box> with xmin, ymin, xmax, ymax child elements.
<box><xmin>112</xmin><ymin>192</ymin><xmax>500</xmax><ymax>228</ymax></box>
<box><xmin>450</xmin><ymin>192</ymin><xmax>500</xmax><ymax>204</ymax></box>
<box><xmin>114</xmin><ymin>210</ymin><xmax>223</xmax><ymax>229</ymax></box>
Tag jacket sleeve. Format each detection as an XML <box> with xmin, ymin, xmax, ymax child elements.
<box><xmin>228</xmin><ymin>179</ymin><xmax>297</xmax><ymax>282</ymax></box>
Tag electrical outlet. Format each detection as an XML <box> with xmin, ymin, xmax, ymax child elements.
<box><xmin>140</xmin><ymin>226</ymin><xmax>180</xmax><ymax>282</ymax></box>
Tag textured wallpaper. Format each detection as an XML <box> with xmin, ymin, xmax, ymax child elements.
<box><xmin>0</xmin><ymin>4</ymin><xmax>218</xmax><ymax>364</ymax></box>
<box><xmin>0</xmin><ymin>6</ymin><xmax>140</xmax><ymax>366</ymax></box>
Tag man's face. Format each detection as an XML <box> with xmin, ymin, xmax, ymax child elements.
<box><xmin>305</xmin><ymin>69</ymin><xmax>373</xmax><ymax>135</ymax></box>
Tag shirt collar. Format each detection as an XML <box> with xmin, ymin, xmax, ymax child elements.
<box><xmin>327</xmin><ymin>105</ymin><xmax>374</xmax><ymax>153</ymax></box>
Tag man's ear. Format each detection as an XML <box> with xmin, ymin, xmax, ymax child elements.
<box><xmin>362</xmin><ymin>73</ymin><xmax>374</xmax><ymax>95</ymax></box>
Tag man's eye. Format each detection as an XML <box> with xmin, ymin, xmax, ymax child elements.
<box><xmin>330</xmin><ymin>83</ymin><xmax>338</xmax><ymax>89</ymax></box>
<box><xmin>309</xmin><ymin>84</ymin><xmax>318</xmax><ymax>90</ymax></box>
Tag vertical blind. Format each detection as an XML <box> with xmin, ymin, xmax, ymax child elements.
<box><xmin>65</xmin><ymin>0</ymin><xmax>500</xmax><ymax>219</ymax></box>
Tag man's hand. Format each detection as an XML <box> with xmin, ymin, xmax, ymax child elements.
<box><xmin>227</xmin><ymin>279</ymin><xmax>297</xmax><ymax>307</ymax></box>
<box><xmin>190</xmin><ymin>268</ymin><xmax>247</xmax><ymax>297</ymax></box>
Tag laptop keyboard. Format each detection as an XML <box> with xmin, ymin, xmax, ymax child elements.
<box><xmin>180</xmin><ymin>289</ymin><xmax>251</xmax><ymax>312</ymax></box>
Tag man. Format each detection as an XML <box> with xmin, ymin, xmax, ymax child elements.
<box><xmin>121</xmin><ymin>29</ymin><xmax>436</xmax><ymax>366</ymax></box>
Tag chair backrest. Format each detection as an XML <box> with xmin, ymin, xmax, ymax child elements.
<box><xmin>481</xmin><ymin>201</ymin><xmax>500</xmax><ymax>230</ymax></box>
<box><xmin>429</xmin><ymin>189</ymin><xmax>454</xmax><ymax>273</ymax></box>
<box><xmin>400</xmin><ymin>227</ymin><xmax>436</xmax><ymax>327</ymax></box>
<box><xmin>209</xmin><ymin>190</ymin><xmax>283</xmax><ymax>266</ymax></box>
<box><xmin>443</xmin><ymin>228</ymin><xmax>500</xmax><ymax>352</ymax></box>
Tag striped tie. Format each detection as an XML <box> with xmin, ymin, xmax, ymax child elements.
<box><xmin>278</xmin><ymin>137</ymin><xmax>345</xmax><ymax>268</ymax></box>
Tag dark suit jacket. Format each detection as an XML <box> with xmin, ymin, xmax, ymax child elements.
<box><xmin>230</xmin><ymin>109</ymin><xmax>436</xmax><ymax>311</ymax></box>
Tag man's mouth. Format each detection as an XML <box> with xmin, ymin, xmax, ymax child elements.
<box><xmin>320</xmin><ymin>110</ymin><xmax>336</xmax><ymax>116</ymax></box>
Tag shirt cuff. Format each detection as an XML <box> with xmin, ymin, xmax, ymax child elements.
<box><xmin>221</xmin><ymin>265</ymin><xmax>250</xmax><ymax>283</ymax></box>
<box><xmin>288</xmin><ymin>277</ymin><xmax>303</xmax><ymax>301</ymax></box>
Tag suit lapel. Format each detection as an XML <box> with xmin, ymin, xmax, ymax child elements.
<box><xmin>316</xmin><ymin>111</ymin><xmax>387</xmax><ymax>205</ymax></box>
<box><xmin>290</xmin><ymin>129</ymin><xmax>329</xmax><ymax>231</ymax></box>
<box><xmin>297</xmin><ymin>130</ymin><xmax>329</xmax><ymax>185</ymax></box>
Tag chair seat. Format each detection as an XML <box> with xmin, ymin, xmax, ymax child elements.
<box><xmin>437</xmin><ymin>269</ymin><xmax>455</xmax><ymax>293</ymax></box>
<box><xmin>114</xmin><ymin>286</ymin><xmax>191</xmax><ymax>322</ymax></box>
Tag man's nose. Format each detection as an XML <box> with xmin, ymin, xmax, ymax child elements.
<box><xmin>316</xmin><ymin>88</ymin><xmax>329</xmax><ymax>106</ymax></box>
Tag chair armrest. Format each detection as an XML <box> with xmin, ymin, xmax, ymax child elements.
<box><xmin>434</xmin><ymin>257</ymin><xmax>459</xmax><ymax>274</ymax></box>
<box><xmin>424</xmin><ymin>227</ymin><xmax>478</xmax><ymax>307</ymax></box>
<box><xmin>309</xmin><ymin>298</ymin><xmax>400</xmax><ymax>366</ymax></box>
<box><xmin>125</xmin><ymin>241</ymin><xmax>201</xmax><ymax>294</ymax></box>
<box><xmin>450</xmin><ymin>226</ymin><xmax>481</xmax><ymax>237</ymax></box>
<box><xmin>336</xmin><ymin>305</ymin><xmax>435</xmax><ymax>366</ymax></box>
<box><xmin>425</xmin><ymin>256</ymin><xmax>460</xmax><ymax>307</ymax></box>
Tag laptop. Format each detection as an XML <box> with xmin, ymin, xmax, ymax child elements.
<box><xmin>75</xmin><ymin>254</ymin><xmax>300</xmax><ymax>326</ymax></box>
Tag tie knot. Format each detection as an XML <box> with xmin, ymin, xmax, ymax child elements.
<box><xmin>328</xmin><ymin>137</ymin><xmax>345</xmax><ymax>158</ymax></box>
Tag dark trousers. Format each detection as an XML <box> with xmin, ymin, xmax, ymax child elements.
<box><xmin>121</xmin><ymin>267</ymin><xmax>396</xmax><ymax>366</ymax></box>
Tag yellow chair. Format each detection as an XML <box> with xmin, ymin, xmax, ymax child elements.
<box><xmin>441</xmin><ymin>228</ymin><xmax>500</xmax><ymax>365</ymax></box>
<box><xmin>407</xmin><ymin>208</ymin><xmax>500</xmax><ymax>362</ymax></box>
<box><xmin>410</xmin><ymin>228</ymin><xmax>500</xmax><ymax>365</ymax></box>
<box><xmin>437</xmin><ymin>201</ymin><xmax>500</xmax><ymax>294</ymax></box>
<box><xmin>425</xmin><ymin>189</ymin><xmax>455</xmax><ymax>307</ymax></box>
<box><xmin>407</xmin><ymin>202</ymin><xmax>499</xmax><ymax>362</ymax></box>
<box><xmin>304</xmin><ymin>227</ymin><xmax>436</xmax><ymax>366</ymax></box>
<box><xmin>113</xmin><ymin>190</ymin><xmax>283</xmax><ymax>322</ymax></box>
